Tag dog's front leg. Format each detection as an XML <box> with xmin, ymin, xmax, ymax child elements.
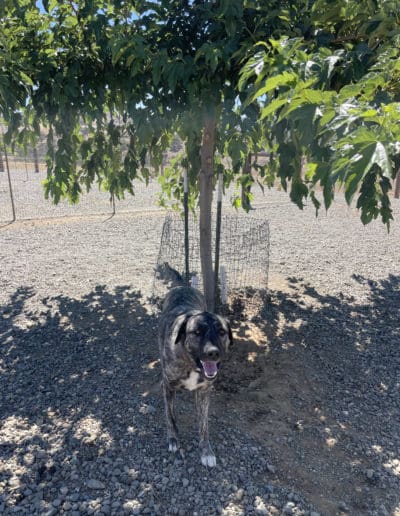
<box><xmin>195</xmin><ymin>388</ymin><xmax>216</xmax><ymax>467</ymax></box>
<box><xmin>162</xmin><ymin>381</ymin><xmax>178</xmax><ymax>453</ymax></box>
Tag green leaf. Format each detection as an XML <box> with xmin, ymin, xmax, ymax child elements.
<box><xmin>304</xmin><ymin>162</ymin><xmax>318</xmax><ymax>182</ymax></box>
<box><xmin>300</xmin><ymin>89</ymin><xmax>335</xmax><ymax>104</ymax></box>
<box><xmin>310</xmin><ymin>191</ymin><xmax>321</xmax><ymax>212</ymax></box>
<box><xmin>260</xmin><ymin>98</ymin><xmax>287</xmax><ymax>119</ymax></box>
<box><xmin>290</xmin><ymin>178</ymin><xmax>308</xmax><ymax>209</ymax></box>
<box><xmin>339</xmin><ymin>83</ymin><xmax>362</xmax><ymax>100</ymax></box>
<box><xmin>252</xmin><ymin>72</ymin><xmax>298</xmax><ymax>101</ymax></box>
<box><xmin>338</xmin><ymin>141</ymin><xmax>391</xmax><ymax>204</ymax></box>
<box><xmin>19</xmin><ymin>72</ymin><xmax>33</xmax><ymax>86</ymax></box>
<box><xmin>372</xmin><ymin>142</ymin><xmax>391</xmax><ymax>178</ymax></box>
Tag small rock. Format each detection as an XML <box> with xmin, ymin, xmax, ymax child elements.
<box><xmin>254</xmin><ymin>496</ymin><xmax>268</xmax><ymax>515</ymax></box>
<box><xmin>70</xmin><ymin>492</ymin><xmax>80</xmax><ymax>502</ymax></box>
<box><xmin>87</xmin><ymin>479</ymin><xmax>106</xmax><ymax>490</ymax></box>
<box><xmin>235</xmin><ymin>488</ymin><xmax>245</xmax><ymax>501</ymax></box>
<box><xmin>366</xmin><ymin>469</ymin><xmax>374</xmax><ymax>480</ymax></box>
<box><xmin>379</xmin><ymin>504</ymin><xmax>389</xmax><ymax>516</ymax></box>
<box><xmin>23</xmin><ymin>453</ymin><xmax>35</xmax><ymax>466</ymax></box>
<box><xmin>283</xmin><ymin>501</ymin><xmax>295</xmax><ymax>514</ymax></box>
<box><xmin>139</xmin><ymin>404</ymin><xmax>156</xmax><ymax>415</ymax></box>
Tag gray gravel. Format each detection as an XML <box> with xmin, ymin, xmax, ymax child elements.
<box><xmin>1</xmin><ymin>185</ymin><xmax>400</xmax><ymax>515</ymax></box>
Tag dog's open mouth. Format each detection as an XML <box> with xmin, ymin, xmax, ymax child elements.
<box><xmin>200</xmin><ymin>360</ymin><xmax>219</xmax><ymax>379</ymax></box>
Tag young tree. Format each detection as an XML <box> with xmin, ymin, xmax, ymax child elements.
<box><xmin>1</xmin><ymin>0</ymin><xmax>399</xmax><ymax>308</ymax></box>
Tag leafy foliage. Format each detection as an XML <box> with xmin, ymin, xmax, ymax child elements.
<box><xmin>0</xmin><ymin>0</ymin><xmax>399</xmax><ymax>224</ymax></box>
<box><xmin>240</xmin><ymin>1</ymin><xmax>400</xmax><ymax>225</ymax></box>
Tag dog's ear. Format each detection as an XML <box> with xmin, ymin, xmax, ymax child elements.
<box><xmin>171</xmin><ymin>313</ymin><xmax>191</xmax><ymax>345</ymax></box>
<box><xmin>218</xmin><ymin>316</ymin><xmax>233</xmax><ymax>350</ymax></box>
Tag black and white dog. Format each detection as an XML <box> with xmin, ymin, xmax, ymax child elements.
<box><xmin>158</xmin><ymin>286</ymin><xmax>233</xmax><ymax>467</ymax></box>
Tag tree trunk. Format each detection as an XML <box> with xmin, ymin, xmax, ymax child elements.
<box><xmin>241</xmin><ymin>152</ymin><xmax>252</xmax><ymax>211</ymax></box>
<box><xmin>33</xmin><ymin>147</ymin><xmax>39</xmax><ymax>174</ymax></box>
<box><xmin>395</xmin><ymin>169</ymin><xmax>400</xmax><ymax>199</ymax></box>
<box><xmin>199</xmin><ymin>111</ymin><xmax>216</xmax><ymax>311</ymax></box>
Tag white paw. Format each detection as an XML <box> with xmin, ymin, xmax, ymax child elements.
<box><xmin>201</xmin><ymin>452</ymin><xmax>217</xmax><ymax>467</ymax></box>
<box><xmin>168</xmin><ymin>439</ymin><xmax>178</xmax><ymax>453</ymax></box>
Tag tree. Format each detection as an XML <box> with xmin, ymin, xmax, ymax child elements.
<box><xmin>241</xmin><ymin>0</ymin><xmax>400</xmax><ymax>224</ymax></box>
<box><xmin>1</xmin><ymin>0</ymin><xmax>400</xmax><ymax>308</ymax></box>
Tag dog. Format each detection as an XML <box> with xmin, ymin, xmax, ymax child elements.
<box><xmin>158</xmin><ymin>286</ymin><xmax>233</xmax><ymax>467</ymax></box>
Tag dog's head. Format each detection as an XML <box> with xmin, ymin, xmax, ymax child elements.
<box><xmin>172</xmin><ymin>311</ymin><xmax>233</xmax><ymax>380</ymax></box>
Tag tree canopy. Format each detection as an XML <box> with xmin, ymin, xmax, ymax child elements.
<box><xmin>1</xmin><ymin>0</ymin><xmax>399</xmax><ymax>219</ymax></box>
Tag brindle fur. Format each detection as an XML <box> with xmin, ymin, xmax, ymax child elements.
<box><xmin>158</xmin><ymin>286</ymin><xmax>233</xmax><ymax>467</ymax></box>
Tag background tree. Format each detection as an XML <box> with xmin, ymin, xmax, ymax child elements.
<box><xmin>1</xmin><ymin>0</ymin><xmax>400</xmax><ymax>308</ymax></box>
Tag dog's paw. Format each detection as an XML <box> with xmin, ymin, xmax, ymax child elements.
<box><xmin>201</xmin><ymin>452</ymin><xmax>217</xmax><ymax>468</ymax></box>
<box><xmin>168</xmin><ymin>438</ymin><xmax>178</xmax><ymax>453</ymax></box>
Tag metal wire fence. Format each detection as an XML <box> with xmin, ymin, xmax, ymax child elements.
<box><xmin>152</xmin><ymin>210</ymin><xmax>270</xmax><ymax>318</ymax></box>
<box><xmin>0</xmin><ymin>131</ymin><xmax>277</xmax><ymax>225</ymax></box>
<box><xmin>0</xmin><ymin>136</ymin><xmax>163</xmax><ymax>223</ymax></box>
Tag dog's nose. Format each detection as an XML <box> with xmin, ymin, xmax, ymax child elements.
<box><xmin>206</xmin><ymin>348</ymin><xmax>220</xmax><ymax>360</ymax></box>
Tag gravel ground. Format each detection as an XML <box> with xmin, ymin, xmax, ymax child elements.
<box><xmin>1</xmin><ymin>186</ymin><xmax>400</xmax><ymax>516</ymax></box>
<box><xmin>0</xmin><ymin>166</ymin><xmax>163</xmax><ymax>222</ymax></box>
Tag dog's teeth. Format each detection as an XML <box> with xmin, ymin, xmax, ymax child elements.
<box><xmin>201</xmin><ymin>453</ymin><xmax>217</xmax><ymax>468</ymax></box>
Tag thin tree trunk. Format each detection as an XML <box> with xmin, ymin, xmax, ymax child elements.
<box><xmin>395</xmin><ymin>169</ymin><xmax>400</xmax><ymax>199</ymax></box>
<box><xmin>241</xmin><ymin>152</ymin><xmax>252</xmax><ymax>211</ymax></box>
<box><xmin>33</xmin><ymin>147</ymin><xmax>39</xmax><ymax>174</ymax></box>
<box><xmin>199</xmin><ymin>111</ymin><xmax>216</xmax><ymax>311</ymax></box>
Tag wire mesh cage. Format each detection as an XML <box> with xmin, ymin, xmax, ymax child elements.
<box><xmin>152</xmin><ymin>210</ymin><xmax>270</xmax><ymax>319</ymax></box>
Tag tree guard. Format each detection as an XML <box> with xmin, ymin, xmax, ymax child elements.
<box><xmin>152</xmin><ymin>210</ymin><xmax>270</xmax><ymax>319</ymax></box>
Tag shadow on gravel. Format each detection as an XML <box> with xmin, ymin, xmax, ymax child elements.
<box><xmin>0</xmin><ymin>285</ymin><xmax>163</xmax><ymax>509</ymax></box>
<box><xmin>218</xmin><ymin>273</ymin><xmax>400</xmax><ymax>514</ymax></box>
<box><xmin>1</xmin><ymin>277</ymin><xmax>400</xmax><ymax>514</ymax></box>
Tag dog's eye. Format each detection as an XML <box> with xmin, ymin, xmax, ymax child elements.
<box><xmin>194</xmin><ymin>330</ymin><xmax>202</xmax><ymax>336</ymax></box>
<box><xmin>218</xmin><ymin>329</ymin><xmax>226</xmax><ymax>337</ymax></box>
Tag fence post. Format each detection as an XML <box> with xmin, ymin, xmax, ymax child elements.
<box><xmin>395</xmin><ymin>169</ymin><xmax>400</xmax><ymax>199</ymax></box>
<box><xmin>214</xmin><ymin>172</ymin><xmax>223</xmax><ymax>309</ymax></box>
<box><xmin>3</xmin><ymin>146</ymin><xmax>16</xmax><ymax>222</ymax></box>
<box><xmin>183</xmin><ymin>168</ymin><xmax>190</xmax><ymax>285</ymax></box>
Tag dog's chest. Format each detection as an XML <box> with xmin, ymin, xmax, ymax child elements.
<box><xmin>180</xmin><ymin>370</ymin><xmax>207</xmax><ymax>391</ymax></box>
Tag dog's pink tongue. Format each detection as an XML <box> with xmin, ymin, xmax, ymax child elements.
<box><xmin>202</xmin><ymin>361</ymin><xmax>218</xmax><ymax>378</ymax></box>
